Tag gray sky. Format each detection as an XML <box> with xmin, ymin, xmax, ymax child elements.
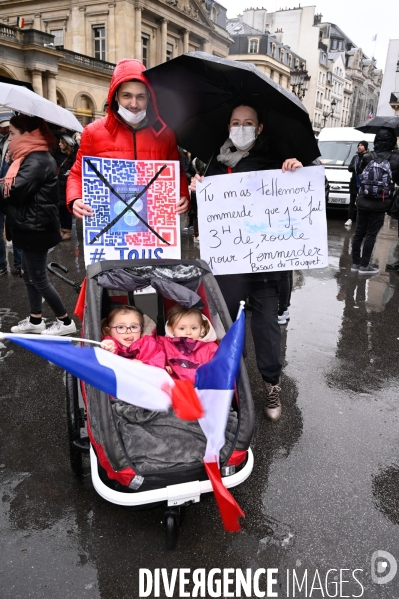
<box><xmin>224</xmin><ymin>0</ymin><xmax>399</xmax><ymax>71</ymax></box>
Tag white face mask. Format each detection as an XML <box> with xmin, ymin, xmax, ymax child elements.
<box><xmin>117</xmin><ymin>104</ymin><xmax>147</xmax><ymax>125</ymax></box>
<box><xmin>229</xmin><ymin>126</ymin><xmax>257</xmax><ymax>150</ymax></box>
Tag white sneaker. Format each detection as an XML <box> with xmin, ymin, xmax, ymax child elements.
<box><xmin>41</xmin><ymin>318</ymin><xmax>77</xmax><ymax>336</ymax></box>
<box><xmin>344</xmin><ymin>219</ymin><xmax>352</xmax><ymax>226</ymax></box>
<box><xmin>278</xmin><ymin>309</ymin><xmax>290</xmax><ymax>325</ymax></box>
<box><xmin>11</xmin><ymin>317</ymin><xmax>46</xmax><ymax>334</ymax></box>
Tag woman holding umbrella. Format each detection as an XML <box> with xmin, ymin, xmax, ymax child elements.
<box><xmin>0</xmin><ymin>114</ymin><xmax>76</xmax><ymax>336</ymax></box>
<box><xmin>190</xmin><ymin>99</ymin><xmax>303</xmax><ymax>422</ymax></box>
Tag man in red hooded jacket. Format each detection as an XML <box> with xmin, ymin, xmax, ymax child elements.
<box><xmin>67</xmin><ymin>58</ymin><xmax>189</xmax><ymax>218</ymax></box>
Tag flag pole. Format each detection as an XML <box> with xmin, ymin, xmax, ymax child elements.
<box><xmin>236</xmin><ymin>300</ymin><xmax>246</xmax><ymax>320</ymax></box>
<box><xmin>0</xmin><ymin>332</ymin><xmax>102</xmax><ymax>346</ymax></box>
<box><xmin>372</xmin><ymin>31</ymin><xmax>378</xmax><ymax>59</ymax></box>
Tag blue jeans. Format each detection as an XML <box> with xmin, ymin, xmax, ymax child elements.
<box><xmin>0</xmin><ymin>212</ymin><xmax>6</xmax><ymax>270</ymax></box>
<box><xmin>10</xmin><ymin>233</ymin><xmax>22</xmax><ymax>269</ymax></box>
<box><xmin>13</xmin><ymin>245</ymin><xmax>22</xmax><ymax>269</ymax></box>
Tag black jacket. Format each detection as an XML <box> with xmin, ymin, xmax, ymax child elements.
<box><xmin>357</xmin><ymin>129</ymin><xmax>399</xmax><ymax>212</ymax></box>
<box><xmin>0</xmin><ymin>151</ymin><xmax>61</xmax><ymax>250</ymax></box>
<box><xmin>57</xmin><ymin>150</ymin><xmax>76</xmax><ymax>206</ymax></box>
<box><xmin>348</xmin><ymin>151</ymin><xmax>368</xmax><ymax>194</ymax></box>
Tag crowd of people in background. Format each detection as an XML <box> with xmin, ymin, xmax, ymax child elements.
<box><xmin>0</xmin><ymin>114</ymin><xmax>78</xmax><ymax>337</ymax></box>
<box><xmin>347</xmin><ymin>130</ymin><xmax>399</xmax><ymax>276</ymax></box>
<box><xmin>0</xmin><ymin>114</ymin><xmax>81</xmax><ymax>278</ymax></box>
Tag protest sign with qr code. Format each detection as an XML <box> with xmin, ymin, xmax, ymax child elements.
<box><xmin>82</xmin><ymin>157</ymin><xmax>181</xmax><ymax>267</ymax></box>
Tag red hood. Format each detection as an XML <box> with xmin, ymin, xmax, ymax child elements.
<box><xmin>105</xmin><ymin>59</ymin><xmax>167</xmax><ymax>137</ymax></box>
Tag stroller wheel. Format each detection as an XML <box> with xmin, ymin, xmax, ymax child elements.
<box><xmin>163</xmin><ymin>507</ymin><xmax>185</xmax><ymax>550</ymax></box>
<box><xmin>165</xmin><ymin>514</ymin><xmax>178</xmax><ymax>550</ymax></box>
<box><xmin>66</xmin><ymin>372</ymin><xmax>83</xmax><ymax>476</ymax></box>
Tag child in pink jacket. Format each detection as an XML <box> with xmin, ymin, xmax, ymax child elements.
<box><xmin>100</xmin><ymin>305</ymin><xmax>165</xmax><ymax>368</ymax></box>
<box><xmin>159</xmin><ymin>305</ymin><xmax>219</xmax><ymax>384</ymax></box>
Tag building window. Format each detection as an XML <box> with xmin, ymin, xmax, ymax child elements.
<box><xmin>210</xmin><ymin>5</ymin><xmax>220</xmax><ymax>23</ymax></box>
<box><xmin>271</xmin><ymin>43</ymin><xmax>276</xmax><ymax>58</ymax></box>
<box><xmin>75</xmin><ymin>94</ymin><xmax>94</xmax><ymax>127</ymax></box>
<box><xmin>280</xmin><ymin>49</ymin><xmax>285</xmax><ymax>64</ymax></box>
<box><xmin>270</xmin><ymin>68</ymin><xmax>274</xmax><ymax>81</ymax></box>
<box><xmin>279</xmin><ymin>73</ymin><xmax>283</xmax><ymax>85</ymax></box>
<box><xmin>288</xmin><ymin>54</ymin><xmax>292</xmax><ymax>67</ymax></box>
<box><xmin>50</xmin><ymin>29</ymin><xmax>64</xmax><ymax>47</ymax></box>
<box><xmin>166</xmin><ymin>43</ymin><xmax>173</xmax><ymax>61</ymax></box>
<box><xmin>249</xmin><ymin>38</ymin><xmax>259</xmax><ymax>54</ymax></box>
<box><xmin>142</xmin><ymin>35</ymin><xmax>149</xmax><ymax>67</ymax></box>
<box><xmin>93</xmin><ymin>26</ymin><xmax>106</xmax><ymax>61</ymax></box>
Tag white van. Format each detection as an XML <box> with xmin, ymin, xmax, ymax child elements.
<box><xmin>318</xmin><ymin>127</ymin><xmax>375</xmax><ymax>209</ymax></box>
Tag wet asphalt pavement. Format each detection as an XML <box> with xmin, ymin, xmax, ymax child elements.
<box><xmin>1</xmin><ymin>213</ymin><xmax>399</xmax><ymax>598</ymax></box>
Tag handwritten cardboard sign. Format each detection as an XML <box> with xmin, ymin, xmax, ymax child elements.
<box><xmin>82</xmin><ymin>157</ymin><xmax>180</xmax><ymax>266</ymax></box>
<box><xmin>197</xmin><ymin>165</ymin><xmax>328</xmax><ymax>275</ymax></box>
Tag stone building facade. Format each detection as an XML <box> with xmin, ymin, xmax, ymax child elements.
<box><xmin>231</xmin><ymin>6</ymin><xmax>381</xmax><ymax>134</ymax></box>
<box><xmin>377</xmin><ymin>39</ymin><xmax>399</xmax><ymax>116</ymax></box>
<box><xmin>319</xmin><ymin>22</ymin><xmax>382</xmax><ymax>126</ymax></box>
<box><xmin>0</xmin><ymin>0</ymin><xmax>230</xmax><ymax>125</ymax></box>
<box><xmin>226</xmin><ymin>18</ymin><xmax>305</xmax><ymax>91</ymax></box>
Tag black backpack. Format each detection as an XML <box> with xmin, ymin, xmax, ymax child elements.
<box><xmin>360</xmin><ymin>152</ymin><xmax>393</xmax><ymax>200</ymax></box>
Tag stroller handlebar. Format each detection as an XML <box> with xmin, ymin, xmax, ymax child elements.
<box><xmin>47</xmin><ymin>262</ymin><xmax>82</xmax><ymax>294</ymax></box>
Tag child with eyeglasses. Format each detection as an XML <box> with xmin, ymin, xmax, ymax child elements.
<box><xmin>100</xmin><ymin>305</ymin><xmax>165</xmax><ymax>368</ymax></box>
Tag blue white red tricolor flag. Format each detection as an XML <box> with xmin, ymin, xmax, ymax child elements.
<box><xmin>0</xmin><ymin>334</ymin><xmax>202</xmax><ymax>417</ymax></box>
<box><xmin>367</xmin><ymin>108</ymin><xmax>374</xmax><ymax>119</ymax></box>
<box><xmin>195</xmin><ymin>303</ymin><xmax>246</xmax><ymax>531</ymax></box>
<box><xmin>372</xmin><ymin>34</ymin><xmax>377</xmax><ymax>42</ymax></box>
<box><xmin>2</xmin><ymin>304</ymin><xmax>246</xmax><ymax>531</ymax></box>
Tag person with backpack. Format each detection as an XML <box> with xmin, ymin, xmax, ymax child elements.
<box><xmin>351</xmin><ymin>128</ymin><xmax>399</xmax><ymax>275</ymax></box>
<box><xmin>345</xmin><ymin>140</ymin><xmax>369</xmax><ymax>227</ymax></box>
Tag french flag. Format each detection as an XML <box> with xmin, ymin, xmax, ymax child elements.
<box><xmin>196</xmin><ymin>303</ymin><xmax>246</xmax><ymax>532</ymax></box>
<box><xmin>2</xmin><ymin>305</ymin><xmax>246</xmax><ymax>532</ymax></box>
<box><xmin>0</xmin><ymin>334</ymin><xmax>202</xmax><ymax>419</ymax></box>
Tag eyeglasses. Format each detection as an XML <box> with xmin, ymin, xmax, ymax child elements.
<box><xmin>111</xmin><ymin>324</ymin><xmax>143</xmax><ymax>334</ymax></box>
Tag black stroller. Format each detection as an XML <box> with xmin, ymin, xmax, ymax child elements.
<box><xmin>62</xmin><ymin>258</ymin><xmax>254</xmax><ymax>548</ymax></box>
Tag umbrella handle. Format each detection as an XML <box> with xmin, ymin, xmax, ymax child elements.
<box><xmin>47</xmin><ymin>262</ymin><xmax>82</xmax><ymax>294</ymax></box>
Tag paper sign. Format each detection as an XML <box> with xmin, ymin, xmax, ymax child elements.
<box><xmin>82</xmin><ymin>157</ymin><xmax>180</xmax><ymax>266</ymax></box>
<box><xmin>197</xmin><ymin>165</ymin><xmax>328</xmax><ymax>275</ymax></box>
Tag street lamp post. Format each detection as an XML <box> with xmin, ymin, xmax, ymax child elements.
<box><xmin>290</xmin><ymin>63</ymin><xmax>311</xmax><ymax>100</ymax></box>
<box><xmin>322</xmin><ymin>97</ymin><xmax>337</xmax><ymax>128</ymax></box>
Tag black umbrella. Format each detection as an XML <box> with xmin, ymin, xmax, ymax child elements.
<box><xmin>146</xmin><ymin>52</ymin><xmax>320</xmax><ymax>165</ymax></box>
<box><xmin>356</xmin><ymin>116</ymin><xmax>399</xmax><ymax>135</ymax></box>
